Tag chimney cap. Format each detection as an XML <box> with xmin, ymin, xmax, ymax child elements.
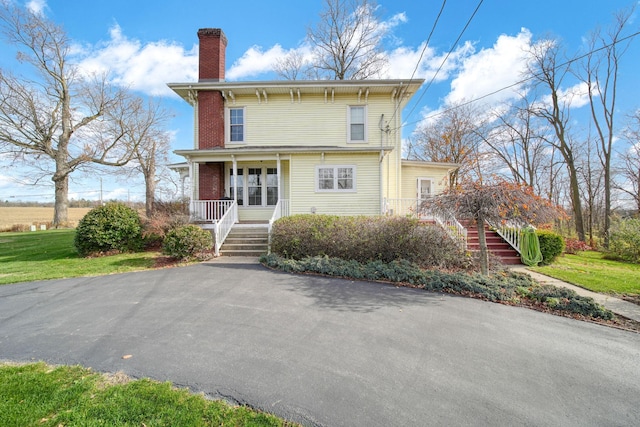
<box><xmin>197</xmin><ymin>28</ymin><xmax>228</xmax><ymax>45</ymax></box>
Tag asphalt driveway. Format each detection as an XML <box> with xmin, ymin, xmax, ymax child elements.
<box><xmin>0</xmin><ymin>261</ymin><xmax>639</xmax><ymax>426</ymax></box>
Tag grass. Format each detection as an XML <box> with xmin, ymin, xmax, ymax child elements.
<box><xmin>532</xmin><ymin>251</ymin><xmax>640</xmax><ymax>295</ymax></box>
<box><xmin>0</xmin><ymin>362</ymin><xmax>294</xmax><ymax>427</ymax></box>
<box><xmin>0</xmin><ymin>230</ymin><xmax>160</xmax><ymax>285</ymax></box>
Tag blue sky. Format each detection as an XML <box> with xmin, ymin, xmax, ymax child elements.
<box><xmin>1</xmin><ymin>0</ymin><xmax>639</xmax><ymax>202</ymax></box>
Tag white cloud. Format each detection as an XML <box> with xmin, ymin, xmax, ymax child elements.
<box><xmin>77</xmin><ymin>24</ymin><xmax>198</xmax><ymax>97</ymax></box>
<box><xmin>445</xmin><ymin>28</ymin><xmax>535</xmax><ymax>106</ymax></box>
<box><xmin>26</xmin><ymin>0</ymin><xmax>46</xmax><ymax>15</ymax></box>
<box><xmin>385</xmin><ymin>40</ymin><xmax>474</xmax><ymax>81</ymax></box>
<box><xmin>226</xmin><ymin>44</ymin><xmax>288</xmax><ymax>81</ymax></box>
<box><xmin>535</xmin><ymin>81</ymin><xmax>591</xmax><ymax>111</ymax></box>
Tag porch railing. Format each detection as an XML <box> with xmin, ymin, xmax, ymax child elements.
<box><xmin>190</xmin><ymin>200</ymin><xmax>238</xmax><ymax>256</ymax></box>
<box><xmin>268</xmin><ymin>199</ymin><xmax>290</xmax><ymax>253</ymax></box>
<box><xmin>487</xmin><ymin>219</ymin><xmax>530</xmax><ymax>255</ymax></box>
<box><xmin>383</xmin><ymin>198</ymin><xmax>467</xmax><ymax>250</ymax></box>
<box><xmin>432</xmin><ymin>210</ymin><xmax>468</xmax><ymax>250</ymax></box>
<box><xmin>191</xmin><ymin>199</ymin><xmax>236</xmax><ymax>223</ymax></box>
<box><xmin>213</xmin><ymin>201</ymin><xmax>238</xmax><ymax>256</ymax></box>
<box><xmin>383</xmin><ymin>198</ymin><xmax>432</xmax><ymax>219</ymax></box>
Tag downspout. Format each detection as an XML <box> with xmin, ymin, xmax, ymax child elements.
<box><xmin>379</xmin><ymin>114</ymin><xmax>385</xmax><ymax>214</ymax></box>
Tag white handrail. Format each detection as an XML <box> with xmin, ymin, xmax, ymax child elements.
<box><xmin>214</xmin><ymin>201</ymin><xmax>238</xmax><ymax>256</ymax></box>
<box><xmin>487</xmin><ymin>219</ymin><xmax>531</xmax><ymax>255</ymax></box>
<box><xmin>432</xmin><ymin>211</ymin><xmax>468</xmax><ymax>250</ymax></box>
<box><xmin>268</xmin><ymin>199</ymin><xmax>290</xmax><ymax>254</ymax></box>
<box><xmin>190</xmin><ymin>199</ymin><xmax>236</xmax><ymax>223</ymax></box>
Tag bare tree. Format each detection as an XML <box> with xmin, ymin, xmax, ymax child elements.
<box><xmin>409</xmin><ymin>102</ymin><xmax>487</xmax><ymax>187</ymax></box>
<box><xmin>0</xmin><ymin>4</ymin><xmax>141</xmax><ymax>226</ymax></box>
<box><xmin>422</xmin><ymin>180</ymin><xmax>561</xmax><ymax>275</ymax></box>
<box><xmin>618</xmin><ymin>109</ymin><xmax>640</xmax><ymax>213</ymax></box>
<box><xmin>274</xmin><ymin>50</ymin><xmax>309</xmax><ymax>80</ymax></box>
<box><xmin>303</xmin><ymin>0</ymin><xmax>388</xmax><ymax>80</ymax></box>
<box><xmin>484</xmin><ymin>97</ymin><xmax>549</xmax><ymax>193</ymax></box>
<box><xmin>579</xmin><ymin>5</ymin><xmax>635</xmax><ymax>247</ymax></box>
<box><xmin>527</xmin><ymin>39</ymin><xmax>587</xmax><ymax>241</ymax></box>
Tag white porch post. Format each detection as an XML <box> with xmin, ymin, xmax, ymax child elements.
<box><xmin>276</xmin><ymin>153</ymin><xmax>281</xmax><ymax>201</ymax></box>
<box><xmin>232</xmin><ymin>155</ymin><xmax>237</xmax><ymax>201</ymax></box>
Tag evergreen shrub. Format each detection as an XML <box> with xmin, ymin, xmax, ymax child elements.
<box><xmin>536</xmin><ymin>230</ymin><xmax>564</xmax><ymax>265</ymax></box>
<box><xmin>75</xmin><ymin>203</ymin><xmax>143</xmax><ymax>256</ymax></box>
<box><xmin>162</xmin><ymin>225</ymin><xmax>212</xmax><ymax>260</ymax></box>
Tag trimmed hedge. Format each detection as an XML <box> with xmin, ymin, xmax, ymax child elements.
<box><xmin>536</xmin><ymin>230</ymin><xmax>564</xmax><ymax>265</ymax></box>
<box><xmin>270</xmin><ymin>214</ymin><xmax>466</xmax><ymax>269</ymax></box>
<box><xmin>260</xmin><ymin>254</ymin><xmax>614</xmax><ymax>320</ymax></box>
<box><xmin>75</xmin><ymin>203</ymin><xmax>143</xmax><ymax>256</ymax></box>
<box><xmin>162</xmin><ymin>225</ymin><xmax>213</xmax><ymax>260</ymax></box>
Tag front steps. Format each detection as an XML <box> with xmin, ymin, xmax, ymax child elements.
<box><xmin>465</xmin><ymin>224</ymin><xmax>521</xmax><ymax>265</ymax></box>
<box><xmin>219</xmin><ymin>225</ymin><xmax>269</xmax><ymax>257</ymax></box>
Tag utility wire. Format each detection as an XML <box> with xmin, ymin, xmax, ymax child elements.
<box><xmin>387</xmin><ymin>0</ymin><xmax>447</xmax><ymax>125</ymax></box>
<box><xmin>400</xmin><ymin>0</ymin><xmax>484</xmax><ymax>129</ymax></box>
<box><xmin>398</xmin><ymin>27</ymin><xmax>640</xmax><ymax>131</ymax></box>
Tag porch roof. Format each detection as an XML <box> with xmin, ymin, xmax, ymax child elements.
<box><xmin>174</xmin><ymin>145</ymin><xmax>394</xmax><ymax>162</ymax></box>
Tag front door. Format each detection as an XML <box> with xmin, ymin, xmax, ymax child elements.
<box><xmin>418</xmin><ymin>178</ymin><xmax>432</xmax><ymax>200</ymax></box>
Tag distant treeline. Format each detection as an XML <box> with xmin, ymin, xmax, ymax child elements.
<box><xmin>1</xmin><ymin>199</ymin><xmax>146</xmax><ymax>209</ymax></box>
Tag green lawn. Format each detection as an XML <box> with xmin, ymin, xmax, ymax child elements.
<box><xmin>0</xmin><ymin>230</ymin><xmax>160</xmax><ymax>285</ymax></box>
<box><xmin>532</xmin><ymin>251</ymin><xmax>640</xmax><ymax>295</ymax></box>
<box><xmin>0</xmin><ymin>362</ymin><xmax>293</xmax><ymax>426</ymax></box>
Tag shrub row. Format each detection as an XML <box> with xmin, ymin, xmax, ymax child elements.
<box><xmin>271</xmin><ymin>214</ymin><xmax>466</xmax><ymax>269</ymax></box>
<box><xmin>260</xmin><ymin>254</ymin><xmax>613</xmax><ymax>320</ymax></box>
<box><xmin>74</xmin><ymin>202</ymin><xmax>212</xmax><ymax>260</ymax></box>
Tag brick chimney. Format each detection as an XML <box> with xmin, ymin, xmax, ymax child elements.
<box><xmin>198</xmin><ymin>28</ymin><xmax>227</xmax><ymax>81</ymax></box>
<box><xmin>196</xmin><ymin>28</ymin><xmax>227</xmax><ymax>200</ymax></box>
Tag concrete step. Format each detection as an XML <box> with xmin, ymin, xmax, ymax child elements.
<box><xmin>220</xmin><ymin>249</ymin><xmax>267</xmax><ymax>257</ymax></box>
<box><xmin>222</xmin><ymin>243</ymin><xmax>269</xmax><ymax>251</ymax></box>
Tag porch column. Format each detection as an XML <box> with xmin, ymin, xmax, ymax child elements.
<box><xmin>232</xmin><ymin>155</ymin><xmax>237</xmax><ymax>201</ymax></box>
<box><xmin>188</xmin><ymin>160</ymin><xmax>196</xmax><ymax>202</ymax></box>
<box><xmin>276</xmin><ymin>153</ymin><xmax>281</xmax><ymax>201</ymax></box>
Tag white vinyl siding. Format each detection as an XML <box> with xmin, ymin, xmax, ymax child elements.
<box><xmin>221</xmin><ymin>94</ymin><xmax>394</xmax><ymax>148</ymax></box>
<box><xmin>400</xmin><ymin>164</ymin><xmax>450</xmax><ymax>200</ymax></box>
<box><xmin>290</xmin><ymin>153</ymin><xmax>379</xmax><ymax>215</ymax></box>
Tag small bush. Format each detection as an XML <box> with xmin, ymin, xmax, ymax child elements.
<box><xmin>142</xmin><ymin>200</ymin><xmax>190</xmax><ymax>249</ymax></box>
<box><xmin>564</xmin><ymin>238</ymin><xmax>592</xmax><ymax>255</ymax></box>
<box><xmin>605</xmin><ymin>218</ymin><xmax>640</xmax><ymax>263</ymax></box>
<box><xmin>75</xmin><ymin>203</ymin><xmax>143</xmax><ymax>257</ymax></box>
<box><xmin>162</xmin><ymin>225</ymin><xmax>212</xmax><ymax>260</ymax></box>
<box><xmin>536</xmin><ymin>230</ymin><xmax>564</xmax><ymax>265</ymax></box>
<box><xmin>270</xmin><ymin>214</ymin><xmax>465</xmax><ymax>269</ymax></box>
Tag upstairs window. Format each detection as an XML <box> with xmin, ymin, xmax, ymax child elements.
<box><xmin>348</xmin><ymin>106</ymin><xmax>366</xmax><ymax>142</ymax></box>
<box><xmin>229</xmin><ymin>108</ymin><xmax>244</xmax><ymax>142</ymax></box>
<box><xmin>316</xmin><ymin>165</ymin><xmax>356</xmax><ymax>192</ymax></box>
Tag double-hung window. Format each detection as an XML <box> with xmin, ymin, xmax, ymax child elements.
<box><xmin>229</xmin><ymin>107</ymin><xmax>244</xmax><ymax>142</ymax></box>
<box><xmin>316</xmin><ymin>165</ymin><xmax>356</xmax><ymax>192</ymax></box>
<box><xmin>348</xmin><ymin>106</ymin><xmax>366</xmax><ymax>142</ymax></box>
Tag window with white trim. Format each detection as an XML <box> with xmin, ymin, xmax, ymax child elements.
<box><xmin>316</xmin><ymin>165</ymin><xmax>356</xmax><ymax>192</ymax></box>
<box><xmin>348</xmin><ymin>106</ymin><xmax>366</xmax><ymax>142</ymax></box>
<box><xmin>228</xmin><ymin>107</ymin><xmax>245</xmax><ymax>142</ymax></box>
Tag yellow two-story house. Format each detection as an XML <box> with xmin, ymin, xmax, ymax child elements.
<box><xmin>168</xmin><ymin>28</ymin><xmax>458</xmax><ymax>253</ymax></box>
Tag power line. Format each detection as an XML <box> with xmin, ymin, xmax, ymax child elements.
<box><xmin>401</xmin><ymin>0</ymin><xmax>484</xmax><ymax>128</ymax></box>
<box><xmin>399</xmin><ymin>27</ymin><xmax>640</xmax><ymax>131</ymax></box>
<box><xmin>387</xmin><ymin>0</ymin><xmax>448</xmax><ymax>125</ymax></box>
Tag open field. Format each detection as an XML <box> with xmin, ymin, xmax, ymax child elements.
<box><xmin>0</xmin><ymin>207</ymin><xmax>92</xmax><ymax>230</ymax></box>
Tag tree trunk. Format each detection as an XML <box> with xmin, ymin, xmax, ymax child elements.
<box><xmin>477</xmin><ymin>214</ymin><xmax>489</xmax><ymax>276</ymax></box>
<box><xmin>566</xmin><ymin>162</ymin><xmax>586</xmax><ymax>242</ymax></box>
<box><xmin>52</xmin><ymin>174</ymin><xmax>69</xmax><ymax>228</ymax></box>
<box><xmin>144</xmin><ymin>171</ymin><xmax>156</xmax><ymax>218</ymax></box>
